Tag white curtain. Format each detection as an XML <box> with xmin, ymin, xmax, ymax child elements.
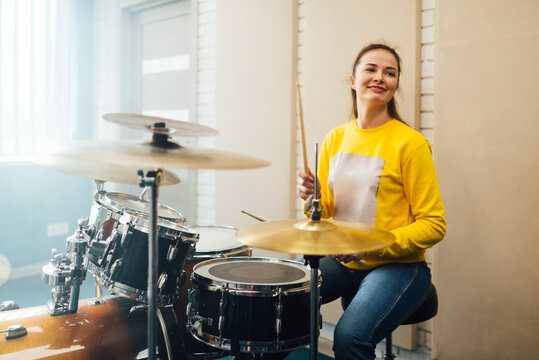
<box><xmin>0</xmin><ymin>0</ymin><xmax>79</xmax><ymax>157</ymax></box>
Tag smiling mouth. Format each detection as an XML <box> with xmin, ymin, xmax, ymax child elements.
<box><xmin>368</xmin><ymin>86</ymin><xmax>387</xmax><ymax>93</ymax></box>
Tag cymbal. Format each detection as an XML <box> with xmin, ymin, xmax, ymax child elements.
<box><xmin>103</xmin><ymin>113</ymin><xmax>219</xmax><ymax>137</ymax></box>
<box><xmin>42</xmin><ymin>139</ymin><xmax>271</xmax><ymax>170</ymax></box>
<box><xmin>238</xmin><ymin>219</ymin><xmax>395</xmax><ymax>255</ymax></box>
<box><xmin>34</xmin><ymin>154</ymin><xmax>181</xmax><ymax>185</ymax></box>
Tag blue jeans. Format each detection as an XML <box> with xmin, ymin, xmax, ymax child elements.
<box><xmin>319</xmin><ymin>257</ymin><xmax>431</xmax><ymax>360</ymax></box>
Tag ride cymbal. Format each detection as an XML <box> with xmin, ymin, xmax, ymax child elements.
<box><xmin>41</xmin><ymin>139</ymin><xmax>271</xmax><ymax>170</ymax></box>
<box><xmin>238</xmin><ymin>219</ymin><xmax>395</xmax><ymax>255</ymax></box>
<box><xmin>103</xmin><ymin>113</ymin><xmax>219</xmax><ymax>137</ymax></box>
<box><xmin>33</xmin><ymin>154</ymin><xmax>181</xmax><ymax>185</ymax></box>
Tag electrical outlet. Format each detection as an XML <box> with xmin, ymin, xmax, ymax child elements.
<box><xmin>47</xmin><ymin>222</ymin><xmax>69</xmax><ymax>237</ymax></box>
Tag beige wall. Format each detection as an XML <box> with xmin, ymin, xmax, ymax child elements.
<box><xmin>303</xmin><ymin>0</ymin><xmax>420</xmax><ymax>155</ymax></box>
<box><xmin>213</xmin><ymin>0</ymin><xmax>296</xmax><ymax>232</ymax></box>
<box><xmin>435</xmin><ymin>1</ymin><xmax>539</xmax><ymax>358</ymax></box>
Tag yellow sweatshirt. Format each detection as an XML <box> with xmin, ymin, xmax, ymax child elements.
<box><xmin>315</xmin><ymin>119</ymin><xmax>446</xmax><ymax>270</ymax></box>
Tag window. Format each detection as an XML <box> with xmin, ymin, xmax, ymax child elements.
<box><xmin>0</xmin><ymin>0</ymin><xmax>89</xmax><ymax>158</ymax></box>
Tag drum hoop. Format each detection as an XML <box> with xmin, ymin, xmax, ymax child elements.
<box><xmin>120</xmin><ymin>212</ymin><xmax>199</xmax><ymax>242</ymax></box>
<box><xmin>193</xmin><ymin>245</ymin><xmax>251</xmax><ymax>259</ymax></box>
<box><xmin>191</xmin><ymin>224</ymin><xmax>238</xmax><ymax>232</ymax></box>
<box><xmin>192</xmin><ymin>225</ymin><xmax>246</xmax><ymax>255</ymax></box>
<box><xmin>98</xmin><ymin>191</ymin><xmax>186</xmax><ymax>223</ymax></box>
<box><xmin>189</xmin><ymin>327</ymin><xmax>309</xmax><ymax>353</ymax></box>
<box><xmin>192</xmin><ymin>257</ymin><xmax>311</xmax><ymax>294</ymax></box>
<box><xmin>94</xmin><ymin>268</ymin><xmax>179</xmax><ymax>306</ymax></box>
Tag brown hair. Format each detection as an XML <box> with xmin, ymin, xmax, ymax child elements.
<box><xmin>350</xmin><ymin>43</ymin><xmax>404</xmax><ymax>122</ymax></box>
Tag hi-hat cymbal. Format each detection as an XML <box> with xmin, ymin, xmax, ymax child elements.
<box><xmin>103</xmin><ymin>113</ymin><xmax>219</xmax><ymax>137</ymax></box>
<box><xmin>34</xmin><ymin>154</ymin><xmax>181</xmax><ymax>185</ymax></box>
<box><xmin>42</xmin><ymin>139</ymin><xmax>271</xmax><ymax>170</ymax></box>
<box><xmin>238</xmin><ymin>219</ymin><xmax>395</xmax><ymax>255</ymax></box>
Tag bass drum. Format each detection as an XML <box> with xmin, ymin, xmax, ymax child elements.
<box><xmin>0</xmin><ymin>297</ymin><xmax>183</xmax><ymax>359</ymax></box>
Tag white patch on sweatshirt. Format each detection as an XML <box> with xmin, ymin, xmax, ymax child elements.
<box><xmin>328</xmin><ymin>152</ymin><xmax>385</xmax><ymax>225</ymax></box>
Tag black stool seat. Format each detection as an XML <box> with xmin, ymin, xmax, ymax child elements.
<box><xmin>340</xmin><ymin>283</ymin><xmax>438</xmax><ymax>359</ymax></box>
<box><xmin>402</xmin><ymin>283</ymin><xmax>438</xmax><ymax>325</ymax></box>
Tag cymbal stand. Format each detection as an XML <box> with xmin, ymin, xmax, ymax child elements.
<box><xmin>138</xmin><ymin>169</ymin><xmax>162</xmax><ymax>360</ymax></box>
<box><xmin>303</xmin><ymin>254</ymin><xmax>321</xmax><ymax>360</ymax></box>
<box><xmin>304</xmin><ymin>142</ymin><xmax>321</xmax><ymax>360</ymax></box>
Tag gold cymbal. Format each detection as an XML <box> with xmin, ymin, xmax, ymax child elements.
<box><xmin>103</xmin><ymin>113</ymin><xmax>219</xmax><ymax>137</ymax></box>
<box><xmin>238</xmin><ymin>219</ymin><xmax>395</xmax><ymax>255</ymax></box>
<box><xmin>34</xmin><ymin>154</ymin><xmax>181</xmax><ymax>185</ymax></box>
<box><xmin>41</xmin><ymin>139</ymin><xmax>271</xmax><ymax>170</ymax></box>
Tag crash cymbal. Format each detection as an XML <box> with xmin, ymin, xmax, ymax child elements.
<box><xmin>34</xmin><ymin>153</ymin><xmax>181</xmax><ymax>185</ymax></box>
<box><xmin>238</xmin><ymin>219</ymin><xmax>395</xmax><ymax>255</ymax></box>
<box><xmin>103</xmin><ymin>113</ymin><xmax>219</xmax><ymax>137</ymax></box>
<box><xmin>42</xmin><ymin>139</ymin><xmax>271</xmax><ymax>170</ymax></box>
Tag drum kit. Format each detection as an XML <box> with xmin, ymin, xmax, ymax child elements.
<box><xmin>0</xmin><ymin>113</ymin><xmax>395</xmax><ymax>360</ymax></box>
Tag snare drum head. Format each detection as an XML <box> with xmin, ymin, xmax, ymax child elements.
<box><xmin>192</xmin><ymin>225</ymin><xmax>245</xmax><ymax>256</ymax></box>
<box><xmin>193</xmin><ymin>257</ymin><xmax>310</xmax><ymax>291</ymax></box>
<box><xmin>102</xmin><ymin>192</ymin><xmax>185</xmax><ymax>223</ymax></box>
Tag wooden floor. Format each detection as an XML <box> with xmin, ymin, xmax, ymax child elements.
<box><xmin>318</xmin><ymin>337</ymin><xmax>334</xmax><ymax>357</ymax></box>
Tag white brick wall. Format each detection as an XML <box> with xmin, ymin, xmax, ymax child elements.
<box><xmin>295</xmin><ymin>0</ymin><xmax>307</xmax><ymax>219</ymax></box>
<box><xmin>420</xmin><ymin>1</ymin><xmax>436</xmax><ymax>150</ymax></box>
<box><xmin>94</xmin><ymin>0</ymin><xmax>122</xmax><ymax>139</ymax></box>
<box><xmin>417</xmin><ymin>0</ymin><xmax>436</xmax><ymax>355</ymax></box>
<box><xmin>195</xmin><ymin>0</ymin><xmax>216</xmax><ymax>226</ymax></box>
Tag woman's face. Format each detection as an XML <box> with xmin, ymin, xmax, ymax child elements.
<box><xmin>351</xmin><ymin>49</ymin><xmax>399</xmax><ymax>107</ymax></box>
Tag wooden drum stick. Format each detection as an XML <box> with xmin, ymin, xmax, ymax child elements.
<box><xmin>241</xmin><ymin>210</ymin><xmax>268</xmax><ymax>222</ymax></box>
<box><xmin>296</xmin><ymin>82</ymin><xmax>309</xmax><ymax>173</ymax></box>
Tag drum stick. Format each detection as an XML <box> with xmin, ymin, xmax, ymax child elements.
<box><xmin>296</xmin><ymin>82</ymin><xmax>310</xmax><ymax>173</ymax></box>
<box><xmin>241</xmin><ymin>210</ymin><xmax>268</xmax><ymax>222</ymax></box>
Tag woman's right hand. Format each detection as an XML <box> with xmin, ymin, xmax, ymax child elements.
<box><xmin>296</xmin><ymin>170</ymin><xmax>320</xmax><ymax>200</ymax></box>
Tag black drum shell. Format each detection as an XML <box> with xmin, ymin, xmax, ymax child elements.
<box><xmin>188</xmin><ymin>258</ymin><xmax>312</xmax><ymax>352</ymax></box>
<box><xmin>108</xmin><ymin>227</ymin><xmax>194</xmax><ymax>295</ymax></box>
<box><xmin>193</xmin><ymin>285</ymin><xmax>310</xmax><ymax>344</ymax></box>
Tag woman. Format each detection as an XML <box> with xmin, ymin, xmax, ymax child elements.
<box><xmin>297</xmin><ymin>43</ymin><xmax>446</xmax><ymax>359</ymax></box>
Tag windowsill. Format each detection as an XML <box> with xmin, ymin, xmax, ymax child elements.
<box><xmin>0</xmin><ymin>155</ymin><xmax>34</xmax><ymax>164</ymax></box>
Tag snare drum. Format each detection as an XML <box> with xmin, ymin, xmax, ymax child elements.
<box><xmin>175</xmin><ymin>226</ymin><xmax>251</xmax><ymax>358</ymax></box>
<box><xmin>191</xmin><ymin>225</ymin><xmax>251</xmax><ymax>260</ymax></box>
<box><xmin>87</xmin><ymin>196</ymin><xmax>198</xmax><ymax>305</ymax></box>
<box><xmin>187</xmin><ymin>257</ymin><xmax>312</xmax><ymax>353</ymax></box>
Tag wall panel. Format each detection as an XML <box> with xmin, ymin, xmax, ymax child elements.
<box><xmin>435</xmin><ymin>1</ymin><xmax>539</xmax><ymax>358</ymax></box>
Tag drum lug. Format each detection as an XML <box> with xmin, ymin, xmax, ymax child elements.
<box><xmin>275</xmin><ymin>287</ymin><xmax>283</xmax><ymax>346</ymax></box>
<box><xmin>157</xmin><ymin>273</ymin><xmax>168</xmax><ymax>293</ymax></box>
<box><xmin>191</xmin><ymin>314</ymin><xmax>213</xmax><ymax>327</ymax></box>
<box><xmin>218</xmin><ymin>285</ymin><xmax>229</xmax><ymax>338</ymax></box>
<box><xmin>119</xmin><ymin>226</ymin><xmax>133</xmax><ymax>248</ymax></box>
<box><xmin>166</xmin><ymin>244</ymin><xmax>178</xmax><ymax>262</ymax></box>
<box><xmin>88</xmin><ymin>298</ymin><xmax>106</xmax><ymax>306</ymax></box>
<box><xmin>177</xmin><ymin>270</ymin><xmax>186</xmax><ymax>288</ymax></box>
<box><xmin>1</xmin><ymin>324</ymin><xmax>27</xmax><ymax>340</ymax></box>
<box><xmin>187</xmin><ymin>288</ymin><xmax>197</xmax><ymax>316</ymax></box>
<box><xmin>110</xmin><ymin>259</ymin><xmax>123</xmax><ymax>279</ymax></box>
<box><xmin>0</xmin><ymin>301</ymin><xmax>20</xmax><ymax>312</ymax></box>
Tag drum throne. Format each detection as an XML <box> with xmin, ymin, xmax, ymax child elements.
<box><xmin>341</xmin><ymin>283</ymin><xmax>438</xmax><ymax>359</ymax></box>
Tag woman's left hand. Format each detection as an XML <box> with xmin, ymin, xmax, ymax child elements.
<box><xmin>333</xmin><ymin>252</ymin><xmax>366</xmax><ymax>263</ymax></box>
